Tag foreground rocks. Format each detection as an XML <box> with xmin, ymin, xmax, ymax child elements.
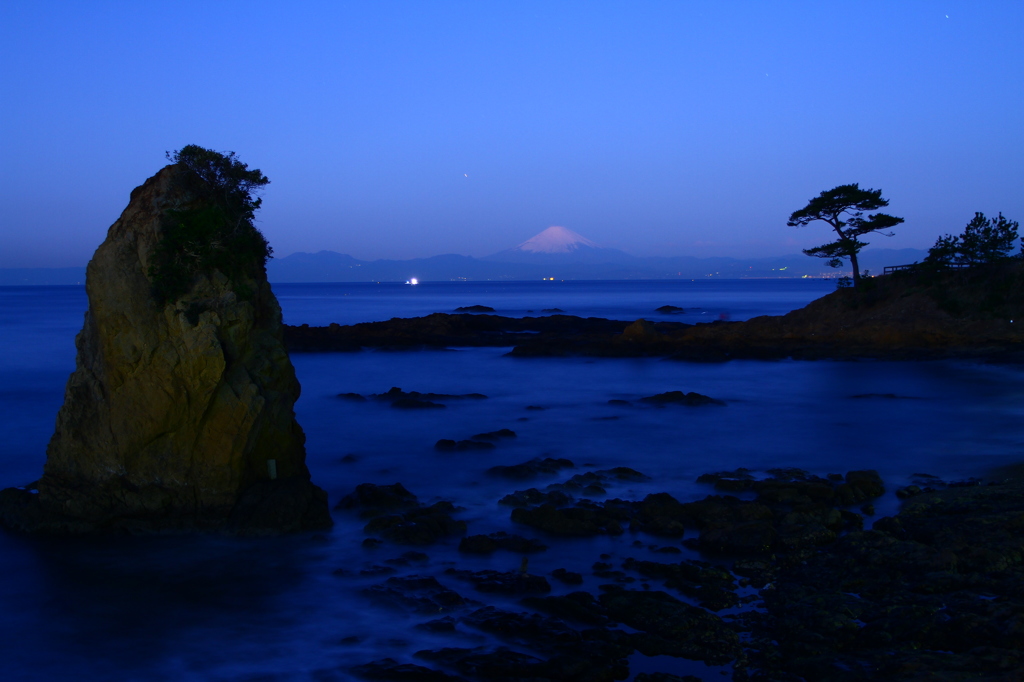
<box><xmin>337</xmin><ymin>483</ymin><xmax>467</xmax><ymax>545</ymax></box>
<box><xmin>0</xmin><ymin>163</ymin><xmax>330</xmax><ymax>535</ymax></box>
<box><xmin>334</xmin><ymin>464</ymin><xmax>1024</xmax><ymax>681</ymax></box>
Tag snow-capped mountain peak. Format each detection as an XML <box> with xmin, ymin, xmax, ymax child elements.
<box><xmin>514</xmin><ymin>226</ymin><xmax>598</xmax><ymax>254</ymax></box>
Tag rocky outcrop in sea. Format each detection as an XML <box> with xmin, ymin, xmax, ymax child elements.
<box><xmin>0</xmin><ymin>162</ymin><xmax>331</xmax><ymax>534</ymax></box>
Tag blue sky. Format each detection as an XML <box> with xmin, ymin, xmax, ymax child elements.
<box><xmin>1</xmin><ymin>1</ymin><xmax>1022</xmax><ymax>267</ymax></box>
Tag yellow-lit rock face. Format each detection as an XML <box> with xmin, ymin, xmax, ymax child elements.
<box><xmin>38</xmin><ymin>166</ymin><xmax>324</xmax><ymax>531</ymax></box>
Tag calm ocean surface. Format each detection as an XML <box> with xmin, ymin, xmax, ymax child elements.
<box><xmin>1</xmin><ymin>280</ymin><xmax>1022</xmax><ymax>681</ymax></box>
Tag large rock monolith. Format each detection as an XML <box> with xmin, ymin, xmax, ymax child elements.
<box><xmin>0</xmin><ymin>159</ymin><xmax>332</xmax><ymax>534</ymax></box>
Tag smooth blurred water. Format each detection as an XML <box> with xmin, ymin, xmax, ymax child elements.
<box><xmin>1</xmin><ymin>281</ymin><xmax>1022</xmax><ymax>681</ymax></box>
<box><xmin>272</xmin><ymin>279</ymin><xmax>836</xmax><ymax>326</ymax></box>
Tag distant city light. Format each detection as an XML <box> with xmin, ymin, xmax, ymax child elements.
<box><xmin>406</xmin><ymin>278</ymin><xmax>419</xmax><ymax>285</ymax></box>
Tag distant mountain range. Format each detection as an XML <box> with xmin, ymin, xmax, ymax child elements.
<box><xmin>0</xmin><ymin>225</ymin><xmax>928</xmax><ymax>285</ymax></box>
<box><xmin>262</xmin><ymin>226</ymin><xmax>926</xmax><ymax>282</ymax></box>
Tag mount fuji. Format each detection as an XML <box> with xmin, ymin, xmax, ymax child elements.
<box><xmin>484</xmin><ymin>226</ymin><xmax>635</xmax><ymax>264</ymax></box>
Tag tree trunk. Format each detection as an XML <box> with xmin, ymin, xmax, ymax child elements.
<box><xmin>849</xmin><ymin>251</ymin><xmax>861</xmax><ymax>287</ymax></box>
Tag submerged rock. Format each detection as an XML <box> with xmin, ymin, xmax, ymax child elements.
<box><xmin>599</xmin><ymin>590</ymin><xmax>740</xmax><ymax>665</ymax></box>
<box><xmin>458</xmin><ymin>531</ymin><xmax>548</xmax><ymax>554</ymax></box>
<box><xmin>470</xmin><ymin>428</ymin><xmax>517</xmax><ymax>441</ymax></box>
<box><xmin>372</xmin><ymin>387</ymin><xmax>488</xmax><ymax>403</ymax></box>
<box><xmin>638</xmin><ymin>391</ymin><xmax>725</xmax><ymax>406</ymax></box>
<box><xmin>444</xmin><ymin>568</ymin><xmax>552</xmax><ymax>595</ymax></box>
<box><xmin>434</xmin><ymin>439</ymin><xmax>495</xmax><ymax>452</ymax></box>
<box><xmin>487</xmin><ymin>457</ymin><xmax>575</xmax><ymax>480</ymax></box>
<box><xmin>0</xmin><ymin>159</ymin><xmax>329</xmax><ymax>534</ymax></box>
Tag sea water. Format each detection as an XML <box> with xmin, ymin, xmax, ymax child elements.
<box><xmin>1</xmin><ymin>280</ymin><xmax>1022</xmax><ymax>681</ymax></box>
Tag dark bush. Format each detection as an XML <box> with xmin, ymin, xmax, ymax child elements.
<box><xmin>148</xmin><ymin>145</ymin><xmax>272</xmax><ymax>305</ymax></box>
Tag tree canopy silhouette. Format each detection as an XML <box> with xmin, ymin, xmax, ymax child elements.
<box><xmin>926</xmin><ymin>212</ymin><xmax>1019</xmax><ymax>267</ymax></box>
<box><xmin>788</xmin><ymin>184</ymin><xmax>903</xmax><ymax>287</ymax></box>
<box><xmin>149</xmin><ymin>146</ymin><xmax>272</xmax><ymax>305</ymax></box>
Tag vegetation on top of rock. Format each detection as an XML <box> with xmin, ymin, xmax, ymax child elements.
<box><xmin>149</xmin><ymin>145</ymin><xmax>272</xmax><ymax>304</ymax></box>
<box><xmin>788</xmin><ymin>183</ymin><xmax>904</xmax><ymax>287</ymax></box>
<box><xmin>925</xmin><ymin>211</ymin><xmax>1020</xmax><ymax>267</ymax></box>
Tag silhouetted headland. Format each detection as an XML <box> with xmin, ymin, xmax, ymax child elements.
<box><xmin>285</xmin><ymin>261</ymin><xmax>1024</xmax><ymax>361</ymax></box>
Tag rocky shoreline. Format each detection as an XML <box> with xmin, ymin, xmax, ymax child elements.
<box><xmin>285</xmin><ymin>263</ymin><xmax>1024</xmax><ymax>362</ymax></box>
<box><xmin>329</xmin><ymin>449</ymin><xmax>1024</xmax><ymax>681</ymax></box>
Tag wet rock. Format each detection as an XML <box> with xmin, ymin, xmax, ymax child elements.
<box><xmin>415</xmin><ymin>648</ymin><xmax>548</xmax><ymax>681</ymax></box>
<box><xmin>225</xmin><ymin>478</ymin><xmax>333</xmax><ymax>535</ymax></box>
<box><xmin>416</xmin><ymin>616</ymin><xmax>458</xmax><ymax>633</ymax></box>
<box><xmin>872</xmin><ymin>515</ymin><xmax>908</xmax><ymax>539</ymax></box>
<box><xmin>350</xmin><ymin>657</ymin><xmax>467</xmax><ymax>681</ymax></box>
<box><xmin>392</xmin><ymin>398</ymin><xmax>446</xmax><ymax>409</ymax></box>
<box><xmin>364</xmin><ymin>501</ymin><xmax>468</xmax><ymax>545</ymax></box>
<box><xmin>443</xmin><ymin>568</ymin><xmax>551</xmax><ymax>595</ymax></box>
<box><xmin>550</xmin><ymin>568</ymin><xmax>584</xmax><ymax>585</ymax></box>
<box><xmin>487</xmin><ymin>457</ymin><xmax>575</xmax><ymax>480</ymax></box>
<box><xmin>362</xmin><ymin>575</ymin><xmax>471</xmax><ymax>614</ymax></box>
<box><xmin>461</xmin><ymin>606</ymin><xmax>581</xmax><ymax>649</ymax></box>
<box><xmin>522</xmin><ymin>591</ymin><xmax>607</xmax><ymax>625</ymax></box>
<box><xmin>699</xmin><ymin>520</ymin><xmax>777</xmax><ymax>555</ymax></box>
<box><xmin>776</xmin><ymin>519</ymin><xmax>837</xmax><ymax>550</ymax></box>
<box><xmin>731</xmin><ymin>558</ymin><xmax>776</xmax><ymax>589</ymax></box>
<box><xmin>834</xmin><ymin>469</ymin><xmax>885</xmax><ymax>505</ymax></box>
<box><xmin>599</xmin><ymin>590</ymin><xmax>740</xmax><ymax>665</ymax></box>
<box><xmin>695</xmin><ymin>468</ymin><xmax>755</xmax><ymax>492</ymax></box>
<box><xmin>458</xmin><ymin>532</ymin><xmax>548</xmax><ymax>554</ymax></box>
<box><xmin>360</xmin><ymin>565</ymin><xmax>398</xmax><ymax>577</ymax></box>
<box><xmin>737</xmin><ymin>477</ymin><xmax>1024</xmax><ymax>680</ymax></box>
<box><xmin>651</xmin><ymin>545</ymin><xmax>682</xmax><ymax>554</ymax></box>
<box><xmin>336</xmin><ymin>482</ymin><xmax>420</xmax><ymax>516</ymax></box>
<box><xmin>417</xmin><ymin>646</ymin><xmax>624</xmax><ymax>682</ymax></box>
<box><xmin>548</xmin><ymin>468</ymin><xmax>651</xmax><ymax>495</ymax></box>
<box><xmin>622</xmin><ymin>557</ymin><xmax>739</xmax><ymax>611</ymax></box>
<box><xmin>838</xmin><ymin>509</ymin><xmax>864</xmax><ymax>531</ymax></box>
<box><xmin>896</xmin><ymin>484</ymin><xmax>923</xmax><ymax>498</ymax></box>
<box><xmin>454</xmin><ymin>305</ymin><xmax>495</xmax><ymax>312</ymax></box>
<box><xmin>416</xmin><ymin>622</ymin><xmax>632</xmax><ymax>681</ymax></box>
<box><xmin>470</xmin><ymin>429</ymin><xmax>517</xmax><ymax>441</ymax></box>
<box><xmin>511</xmin><ymin>503</ymin><xmax>625</xmax><ymax>537</ymax></box>
<box><xmin>525</xmin><ymin>405</ymin><xmax>547</xmax><ymax>411</ymax></box>
<box><xmin>384</xmin><ymin>550</ymin><xmax>430</xmax><ymax>566</ymax></box>
<box><xmin>630</xmin><ymin>493</ymin><xmax>688</xmax><ymax>537</ymax></box>
<box><xmin>681</xmin><ymin>494</ymin><xmax>774</xmax><ymax>528</ymax></box>
<box><xmin>638</xmin><ymin>391</ymin><xmax>725</xmax><ymax>406</ymax></box>
<box><xmin>435</xmin><ymin>439</ymin><xmax>495</xmax><ymax>451</ymax></box>
<box><xmin>498</xmin><ymin>488</ymin><xmax>573</xmax><ymax>508</ymax></box>
<box><xmin>622</xmin><ymin>319</ymin><xmax>661</xmax><ymax>341</ymax></box>
<box><xmin>372</xmin><ymin>387</ymin><xmax>489</xmax><ymax>403</ymax></box>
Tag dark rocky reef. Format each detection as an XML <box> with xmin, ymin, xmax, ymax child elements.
<box><xmin>337</xmin><ymin>483</ymin><xmax>467</xmax><ymax>546</ymax></box>
<box><xmin>334</xmin><ymin>464</ymin><xmax>1024</xmax><ymax>680</ymax></box>
<box><xmin>284</xmin><ymin>313</ymin><xmax>688</xmax><ymax>352</ymax></box>
<box><xmin>290</xmin><ymin>264</ymin><xmax>1024</xmax><ymax>360</ymax></box>
<box><xmin>0</xmin><ymin>165</ymin><xmax>331</xmax><ymax>535</ymax></box>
